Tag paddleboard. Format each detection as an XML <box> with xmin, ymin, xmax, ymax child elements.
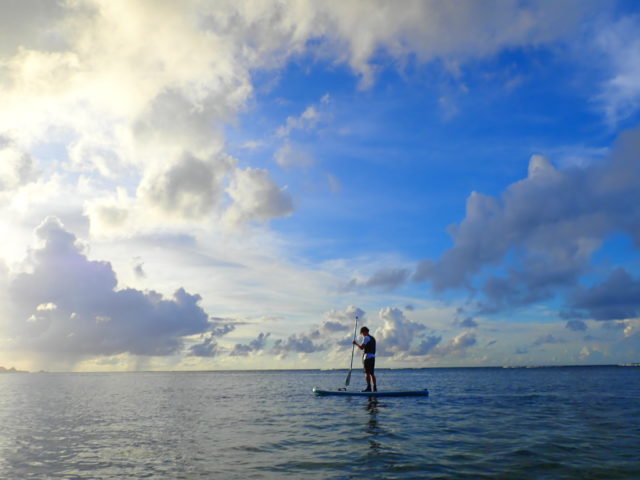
<box><xmin>313</xmin><ymin>387</ymin><xmax>429</xmax><ymax>397</ymax></box>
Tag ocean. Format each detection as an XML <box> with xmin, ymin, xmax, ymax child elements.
<box><xmin>0</xmin><ymin>366</ymin><xmax>638</xmax><ymax>479</ymax></box>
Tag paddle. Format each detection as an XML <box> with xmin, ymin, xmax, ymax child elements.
<box><xmin>344</xmin><ymin>315</ymin><xmax>358</xmax><ymax>387</ymax></box>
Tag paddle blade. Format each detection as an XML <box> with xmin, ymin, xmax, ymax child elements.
<box><xmin>345</xmin><ymin>370</ymin><xmax>352</xmax><ymax>386</ymax></box>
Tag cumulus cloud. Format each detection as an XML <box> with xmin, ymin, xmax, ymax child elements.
<box><xmin>224</xmin><ymin>168</ymin><xmax>294</xmax><ymax>225</ymax></box>
<box><xmin>410</xmin><ymin>335</ymin><xmax>442</xmax><ymax>356</ymax></box>
<box><xmin>415</xmin><ymin>129</ymin><xmax>640</xmax><ymax>314</ymax></box>
<box><xmin>0</xmin><ymin>0</ymin><xmax>628</xmax><ymax>243</ymax></box>
<box><xmin>230</xmin><ymin>332</ymin><xmax>271</xmax><ymax>356</ymax></box>
<box><xmin>432</xmin><ymin>331</ymin><xmax>477</xmax><ymax>357</ymax></box>
<box><xmin>565</xmin><ymin>319</ymin><xmax>587</xmax><ymax>332</ymax></box>
<box><xmin>188</xmin><ymin>332</ymin><xmax>222</xmax><ymax>358</ymax></box>
<box><xmin>187</xmin><ymin>319</ymin><xmax>238</xmax><ymax>357</ymax></box>
<box><xmin>0</xmin><ymin>137</ymin><xmax>38</xmax><ymax>192</ymax></box>
<box><xmin>139</xmin><ymin>152</ymin><xmax>236</xmax><ymax>220</ymax></box>
<box><xmin>374</xmin><ymin>307</ymin><xmax>427</xmax><ymax>356</ymax></box>
<box><xmin>5</xmin><ymin>217</ymin><xmax>211</xmax><ymax>358</ymax></box>
<box><xmin>458</xmin><ymin>317</ymin><xmax>478</xmax><ymax>328</ymax></box>
<box><xmin>271</xmin><ymin>333</ymin><xmax>327</xmax><ymax>357</ymax></box>
<box><xmin>566</xmin><ymin>268</ymin><xmax>640</xmax><ymax>321</ymax></box>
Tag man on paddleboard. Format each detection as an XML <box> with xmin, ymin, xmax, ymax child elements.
<box><xmin>353</xmin><ymin>326</ymin><xmax>377</xmax><ymax>392</ymax></box>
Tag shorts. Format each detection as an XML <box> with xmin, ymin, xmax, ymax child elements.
<box><xmin>363</xmin><ymin>357</ymin><xmax>375</xmax><ymax>375</ymax></box>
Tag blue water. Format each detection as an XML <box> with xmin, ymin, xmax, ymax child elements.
<box><xmin>0</xmin><ymin>366</ymin><xmax>638</xmax><ymax>479</ymax></box>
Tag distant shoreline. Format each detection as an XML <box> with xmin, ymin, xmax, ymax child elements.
<box><xmin>8</xmin><ymin>363</ymin><xmax>638</xmax><ymax>374</ymax></box>
<box><xmin>0</xmin><ymin>366</ymin><xmax>29</xmax><ymax>374</ymax></box>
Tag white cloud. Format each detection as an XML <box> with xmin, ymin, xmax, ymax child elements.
<box><xmin>0</xmin><ymin>137</ymin><xmax>39</xmax><ymax>192</ymax></box>
<box><xmin>432</xmin><ymin>331</ymin><xmax>477</xmax><ymax>357</ymax></box>
<box><xmin>138</xmin><ymin>152</ymin><xmax>236</xmax><ymax>220</ymax></box>
<box><xmin>274</xmin><ymin>141</ymin><xmax>314</xmax><ymax>168</ymax></box>
<box><xmin>1</xmin><ymin>0</ymin><xmax>638</xmax><ymax>370</ymax></box>
<box><xmin>374</xmin><ymin>307</ymin><xmax>427</xmax><ymax>356</ymax></box>
<box><xmin>277</xmin><ymin>106</ymin><xmax>321</xmax><ymax>137</ymax></box>
<box><xmin>224</xmin><ymin>168</ymin><xmax>294</xmax><ymax>225</ymax></box>
<box><xmin>595</xmin><ymin>15</ymin><xmax>640</xmax><ymax>124</ymax></box>
<box><xmin>0</xmin><ymin>0</ymin><xmax>614</xmax><ymax>239</ymax></box>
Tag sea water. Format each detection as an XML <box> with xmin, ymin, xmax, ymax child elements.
<box><xmin>0</xmin><ymin>366</ymin><xmax>638</xmax><ymax>479</ymax></box>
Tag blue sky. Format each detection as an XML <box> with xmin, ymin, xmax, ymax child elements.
<box><xmin>1</xmin><ymin>0</ymin><xmax>639</xmax><ymax>371</ymax></box>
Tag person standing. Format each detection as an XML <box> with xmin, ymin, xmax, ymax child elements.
<box><xmin>353</xmin><ymin>326</ymin><xmax>377</xmax><ymax>392</ymax></box>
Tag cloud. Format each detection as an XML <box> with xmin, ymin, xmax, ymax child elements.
<box><xmin>132</xmin><ymin>258</ymin><xmax>146</xmax><ymax>279</ymax></box>
<box><xmin>320</xmin><ymin>305</ymin><xmax>365</xmax><ymax>343</ymax></box>
<box><xmin>415</xmin><ymin>128</ymin><xmax>640</xmax><ymax>314</ymax></box>
<box><xmin>432</xmin><ymin>331</ymin><xmax>477</xmax><ymax>357</ymax></box>
<box><xmin>566</xmin><ymin>268</ymin><xmax>640</xmax><ymax>321</ymax></box>
<box><xmin>0</xmin><ymin>137</ymin><xmax>39</xmax><ymax>192</ymax></box>
<box><xmin>458</xmin><ymin>317</ymin><xmax>478</xmax><ymax>328</ymax></box>
<box><xmin>374</xmin><ymin>307</ymin><xmax>427</xmax><ymax>356</ymax></box>
<box><xmin>188</xmin><ymin>319</ymin><xmax>238</xmax><ymax>357</ymax></box>
<box><xmin>271</xmin><ymin>333</ymin><xmax>327</xmax><ymax>357</ymax></box>
<box><xmin>277</xmin><ymin>106</ymin><xmax>321</xmax><ymax>138</ymax></box>
<box><xmin>188</xmin><ymin>332</ymin><xmax>222</xmax><ymax>358</ymax></box>
<box><xmin>565</xmin><ymin>319</ymin><xmax>587</xmax><ymax>332</ymax></box>
<box><xmin>311</xmin><ymin>0</ymin><xmax>591</xmax><ymax>87</ymax></box>
<box><xmin>410</xmin><ymin>335</ymin><xmax>442</xmax><ymax>356</ymax></box>
<box><xmin>346</xmin><ymin>267</ymin><xmax>411</xmax><ymax>292</ymax></box>
<box><xmin>230</xmin><ymin>332</ymin><xmax>271</xmax><ymax>356</ymax></box>
<box><xmin>138</xmin><ymin>152</ymin><xmax>236</xmax><ymax>220</ymax></box>
<box><xmin>595</xmin><ymin>15</ymin><xmax>640</xmax><ymax>124</ymax></box>
<box><xmin>274</xmin><ymin>141</ymin><xmax>314</xmax><ymax>168</ymax></box>
<box><xmin>224</xmin><ymin>167</ymin><xmax>294</xmax><ymax>225</ymax></box>
<box><xmin>0</xmin><ymin>0</ymin><xmax>620</xmax><ymax>240</ymax></box>
<box><xmin>5</xmin><ymin>217</ymin><xmax>211</xmax><ymax>358</ymax></box>
<box><xmin>0</xmin><ymin>0</ymin><xmax>68</xmax><ymax>56</ymax></box>
<box><xmin>532</xmin><ymin>334</ymin><xmax>565</xmax><ymax>347</ymax></box>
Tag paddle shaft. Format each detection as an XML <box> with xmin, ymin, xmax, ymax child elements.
<box><xmin>345</xmin><ymin>315</ymin><xmax>358</xmax><ymax>386</ymax></box>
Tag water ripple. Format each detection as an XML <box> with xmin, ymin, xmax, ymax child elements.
<box><xmin>0</xmin><ymin>367</ymin><xmax>638</xmax><ymax>479</ymax></box>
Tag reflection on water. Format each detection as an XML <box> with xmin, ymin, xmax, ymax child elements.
<box><xmin>365</xmin><ymin>398</ymin><xmax>381</xmax><ymax>454</ymax></box>
<box><xmin>0</xmin><ymin>367</ymin><xmax>639</xmax><ymax>479</ymax></box>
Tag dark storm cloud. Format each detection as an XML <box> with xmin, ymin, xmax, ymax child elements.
<box><xmin>414</xmin><ymin>128</ymin><xmax>640</xmax><ymax>314</ymax></box>
<box><xmin>8</xmin><ymin>217</ymin><xmax>211</xmax><ymax>357</ymax></box>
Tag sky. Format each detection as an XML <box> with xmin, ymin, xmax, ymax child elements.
<box><xmin>1</xmin><ymin>0</ymin><xmax>640</xmax><ymax>372</ymax></box>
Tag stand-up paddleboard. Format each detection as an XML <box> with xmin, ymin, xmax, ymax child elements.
<box><xmin>313</xmin><ymin>387</ymin><xmax>429</xmax><ymax>397</ymax></box>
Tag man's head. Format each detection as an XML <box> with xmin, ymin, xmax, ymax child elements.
<box><xmin>360</xmin><ymin>326</ymin><xmax>369</xmax><ymax>335</ymax></box>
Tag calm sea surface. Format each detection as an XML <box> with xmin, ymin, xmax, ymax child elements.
<box><xmin>0</xmin><ymin>366</ymin><xmax>638</xmax><ymax>479</ymax></box>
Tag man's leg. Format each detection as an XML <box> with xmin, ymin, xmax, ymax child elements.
<box><xmin>362</xmin><ymin>359</ymin><xmax>373</xmax><ymax>391</ymax></box>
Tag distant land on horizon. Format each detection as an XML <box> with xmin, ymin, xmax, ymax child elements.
<box><xmin>45</xmin><ymin>363</ymin><xmax>640</xmax><ymax>374</ymax></box>
<box><xmin>0</xmin><ymin>366</ymin><xmax>29</xmax><ymax>373</ymax></box>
